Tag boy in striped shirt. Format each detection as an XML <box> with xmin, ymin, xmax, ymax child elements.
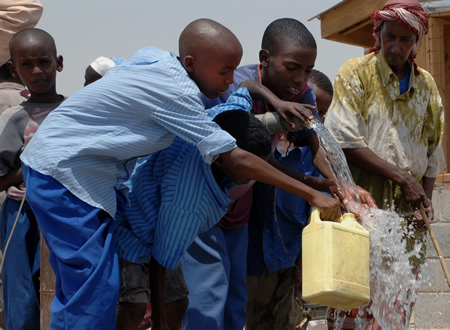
<box><xmin>114</xmin><ymin>91</ymin><xmax>271</xmax><ymax>329</ymax></box>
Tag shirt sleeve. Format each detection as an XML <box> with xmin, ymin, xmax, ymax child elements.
<box><xmin>0</xmin><ymin>0</ymin><xmax>43</xmax><ymax>64</ymax></box>
<box><xmin>152</xmin><ymin>205</ymin><xmax>203</xmax><ymax>269</ymax></box>
<box><xmin>325</xmin><ymin>66</ymin><xmax>369</xmax><ymax>149</ymax></box>
<box><xmin>206</xmin><ymin>87</ymin><xmax>252</xmax><ymax>120</ymax></box>
<box><xmin>151</xmin><ymin>149</ymin><xmax>208</xmax><ymax>269</ymax></box>
<box><xmin>422</xmin><ymin>76</ymin><xmax>446</xmax><ymax>177</ymax></box>
<box><xmin>0</xmin><ymin>106</ymin><xmax>27</xmax><ymax>175</ymax></box>
<box><xmin>151</xmin><ymin>93</ymin><xmax>236</xmax><ymax>165</ymax></box>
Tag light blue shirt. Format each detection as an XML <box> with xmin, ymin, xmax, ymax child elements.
<box><xmin>21</xmin><ymin>47</ymin><xmax>237</xmax><ymax>217</ymax></box>
<box><xmin>113</xmin><ymin>88</ymin><xmax>253</xmax><ymax>269</ymax></box>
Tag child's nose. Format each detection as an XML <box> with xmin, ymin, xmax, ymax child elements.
<box><xmin>294</xmin><ymin>71</ymin><xmax>307</xmax><ymax>85</ymax></box>
<box><xmin>32</xmin><ymin>66</ymin><xmax>43</xmax><ymax>74</ymax></box>
<box><xmin>225</xmin><ymin>73</ymin><xmax>234</xmax><ymax>85</ymax></box>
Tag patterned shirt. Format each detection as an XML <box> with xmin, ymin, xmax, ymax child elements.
<box><xmin>0</xmin><ymin>98</ymin><xmax>65</xmax><ymax>176</ymax></box>
<box><xmin>114</xmin><ymin>88</ymin><xmax>252</xmax><ymax>269</ymax></box>
<box><xmin>21</xmin><ymin>47</ymin><xmax>237</xmax><ymax>217</ymax></box>
<box><xmin>325</xmin><ymin>51</ymin><xmax>445</xmax><ymax>180</ymax></box>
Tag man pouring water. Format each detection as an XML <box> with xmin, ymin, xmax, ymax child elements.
<box><xmin>325</xmin><ymin>0</ymin><xmax>445</xmax><ymax>327</ymax></box>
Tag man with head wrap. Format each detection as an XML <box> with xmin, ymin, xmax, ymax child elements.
<box><xmin>325</xmin><ymin>0</ymin><xmax>445</xmax><ymax>328</ymax></box>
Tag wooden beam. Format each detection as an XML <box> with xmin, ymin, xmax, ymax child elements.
<box><xmin>40</xmin><ymin>235</ymin><xmax>55</xmax><ymax>330</ymax></box>
<box><xmin>319</xmin><ymin>0</ymin><xmax>385</xmax><ymax>40</ymax></box>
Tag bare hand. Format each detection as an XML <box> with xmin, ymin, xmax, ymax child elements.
<box><xmin>273</xmin><ymin>100</ymin><xmax>315</xmax><ymax>130</ymax></box>
<box><xmin>408</xmin><ymin>200</ymin><xmax>434</xmax><ymax>232</ymax></box>
<box><xmin>357</xmin><ymin>186</ymin><xmax>377</xmax><ymax>209</ymax></box>
<box><xmin>331</xmin><ymin>185</ymin><xmax>377</xmax><ymax>220</ymax></box>
<box><xmin>400</xmin><ymin>172</ymin><xmax>429</xmax><ymax>208</ymax></box>
<box><xmin>309</xmin><ymin>193</ymin><xmax>341</xmax><ymax>220</ymax></box>
<box><xmin>422</xmin><ymin>199</ymin><xmax>434</xmax><ymax>222</ymax></box>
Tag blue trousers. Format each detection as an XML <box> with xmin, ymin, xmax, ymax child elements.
<box><xmin>181</xmin><ymin>225</ymin><xmax>248</xmax><ymax>330</ymax></box>
<box><xmin>0</xmin><ymin>197</ymin><xmax>40</xmax><ymax>330</ymax></box>
<box><xmin>22</xmin><ymin>165</ymin><xmax>119</xmax><ymax>330</ymax></box>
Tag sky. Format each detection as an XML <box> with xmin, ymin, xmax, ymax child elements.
<box><xmin>35</xmin><ymin>0</ymin><xmax>365</xmax><ymax>96</ymax></box>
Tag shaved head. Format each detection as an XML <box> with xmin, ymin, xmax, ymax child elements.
<box><xmin>179</xmin><ymin>18</ymin><xmax>242</xmax><ymax>59</ymax></box>
<box><xmin>9</xmin><ymin>28</ymin><xmax>57</xmax><ymax>59</ymax></box>
<box><xmin>178</xmin><ymin>19</ymin><xmax>242</xmax><ymax>98</ymax></box>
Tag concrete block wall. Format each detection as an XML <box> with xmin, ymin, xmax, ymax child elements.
<box><xmin>411</xmin><ymin>183</ymin><xmax>450</xmax><ymax>329</ymax></box>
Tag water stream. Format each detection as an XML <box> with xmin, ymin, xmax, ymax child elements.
<box><xmin>309</xmin><ymin>118</ymin><xmax>427</xmax><ymax>329</ymax></box>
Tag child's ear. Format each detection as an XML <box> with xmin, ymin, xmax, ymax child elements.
<box><xmin>259</xmin><ymin>49</ymin><xmax>270</xmax><ymax>68</ymax></box>
<box><xmin>56</xmin><ymin>55</ymin><xmax>64</xmax><ymax>72</ymax></box>
<box><xmin>7</xmin><ymin>61</ymin><xmax>19</xmax><ymax>79</ymax></box>
<box><xmin>183</xmin><ymin>55</ymin><xmax>195</xmax><ymax>73</ymax></box>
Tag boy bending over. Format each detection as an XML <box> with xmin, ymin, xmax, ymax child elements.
<box><xmin>114</xmin><ymin>92</ymin><xmax>271</xmax><ymax>329</ymax></box>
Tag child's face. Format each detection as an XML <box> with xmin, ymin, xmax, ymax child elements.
<box><xmin>312</xmin><ymin>85</ymin><xmax>332</xmax><ymax>123</ymax></box>
<box><xmin>260</xmin><ymin>43</ymin><xmax>316</xmax><ymax>101</ymax></box>
<box><xmin>9</xmin><ymin>38</ymin><xmax>62</xmax><ymax>95</ymax></box>
<box><xmin>186</xmin><ymin>45</ymin><xmax>242</xmax><ymax>99</ymax></box>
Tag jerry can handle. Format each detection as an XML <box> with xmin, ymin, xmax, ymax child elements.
<box><xmin>310</xmin><ymin>207</ymin><xmax>342</xmax><ymax>225</ymax></box>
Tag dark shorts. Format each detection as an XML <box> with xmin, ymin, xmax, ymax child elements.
<box><xmin>118</xmin><ymin>258</ymin><xmax>188</xmax><ymax>304</ymax></box>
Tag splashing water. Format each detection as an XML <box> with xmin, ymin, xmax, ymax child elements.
<box><xmin>309</xmin><ymin>119</ymin><xmax>359</xmax><ymax>205</ymax></box>
<box><xmin>309</xmin><ymin>118</ymin><xmax>426</xmax><ymax>329</ymax></box>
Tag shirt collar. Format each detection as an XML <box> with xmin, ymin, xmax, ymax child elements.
<box><xmin>376</xmin><ymin>51</ymin><xmax>415</xmax><ymax>94</ymax></box>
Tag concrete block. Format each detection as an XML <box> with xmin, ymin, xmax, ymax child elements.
<box><xmin>419</xmin><ymin>259</ymin><xmax>450</xmax><ymax>293</ymax></box>
<box><xmin>412</xmin><ymin>292</ymin><xmax>450</xmax><ymax>328</ymax></box>
<box><xmin>432</xmin><ymin>187</ymin><xmax>450</xmax><ymax>223</ymax></box>
<box><xmin>425</xmin><ymin>224</ymin><xmax>450</xmax><ymax>258</ymax></box>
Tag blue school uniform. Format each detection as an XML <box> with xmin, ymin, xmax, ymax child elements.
<box><xmin>182</xmin><ymin>64</ymin><xmax>318</xmax><ymax>330</ymax></box>
<box><xmin>20</xmin><ymin>47</ymin><xmax>239</xmax><ymax>330</ymax></box>
<box><xmin>113</xmin><ymin>88</ymin><xmax>253</xmax><ymax>268</ymax></box>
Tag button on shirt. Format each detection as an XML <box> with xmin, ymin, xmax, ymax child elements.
<box><xmin>21</xmin><ymin>47</ymin><xmax>237</xmax><ymax>217</ymax></box>
<box><xmin>113</xmin><ymin>88</ymin><xmax>253</xmax><ymax>269</ymax></box>
<box><xmin>325</xmin><ymin>51</ymin><xmax>445</xmax><ymax>180</ymax></box>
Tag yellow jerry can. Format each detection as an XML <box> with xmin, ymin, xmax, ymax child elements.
<box><xmin>302</xmin><ymin>207</ymin><xmax>370</xmax><ymax>310</ymax></box>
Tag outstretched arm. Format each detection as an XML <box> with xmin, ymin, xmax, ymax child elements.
<box><xmin>220</xmin><ymin>147</ymin><xmax>341</xmax><ymax>220</ymax></box>
<box><xmin>268</xmin><ymin>157</ymin><xmax>336</xmax><ymax>194</ymax></box>
<box><xmin>344</xmin><ymin>147</ymin><xmax>432</xmax><ymax>218</ymax></box>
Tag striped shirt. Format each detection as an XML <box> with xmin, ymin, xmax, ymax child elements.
<box><xmin>21</xmin><ymin>47</ymin><xmax>237</xmax><ymax>217</ymax></box>
<box><xmin>114</xmin><ymin>88</ymin><xmax>252</xmax><ymax>269</ymax></box>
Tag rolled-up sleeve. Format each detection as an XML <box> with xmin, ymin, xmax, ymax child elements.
<box><xmin>423</xmin><ymin>80</ymin><xmax>446</xmax><ymax>177</ymax></box>
<box><xmin>152</xmin><ymin>94</ymin><xmax>236</xmax><ymax>165</ymax></box>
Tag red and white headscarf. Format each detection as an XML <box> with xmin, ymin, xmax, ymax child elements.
<box><xmin>370</xmin><ymin>0</ymin><xmax>428</xmax><ymax>75</ymax></box>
